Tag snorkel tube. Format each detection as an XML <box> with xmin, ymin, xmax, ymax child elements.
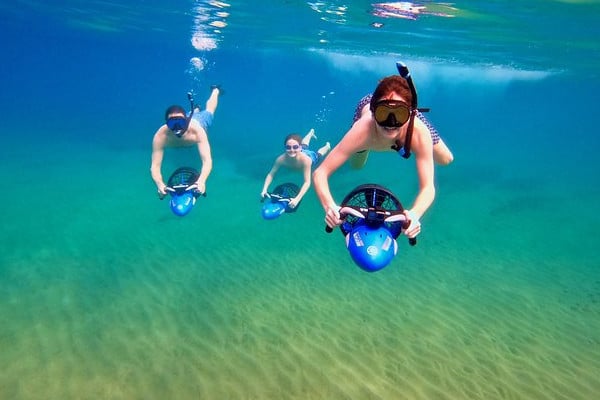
<box><xmin>187</xmin><ymin>91</ymin><xmax>196</xmax><ymax>117</ymax></box>
<box><xmin>391</xmin><ymin>62</ymin><xmax>430</xmax><ymax>159</ymax></box>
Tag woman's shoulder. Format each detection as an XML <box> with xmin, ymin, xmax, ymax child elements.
<box><xmin>412</xmin><ymin>118</ymin><xmax>434</xmax><ymax>148</ymax></box>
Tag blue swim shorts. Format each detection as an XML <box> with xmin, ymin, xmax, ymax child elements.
<box><xmin>302</xmin><ymin>145</ymin><xmax>320</xmax><ymax>165</ymax></box>
<box><xmin>192</xmin><ymin>110</ymin><xmax>214</xmax><ymax>131</ymax></box>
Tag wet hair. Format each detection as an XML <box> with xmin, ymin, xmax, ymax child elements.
<box><xmin>369</xmin><ymin>75</ymin><xmax>413</xmax><ymax>111</ymax></box>
<box><xmin>284</xmin><ymin>133</ymin><xmax>302</xmax><ymax>146</ymax></box>
<box><xmin>164</xmin><ymin>105</ymin><xmax>186</xmax><ymax>121</ymax></box>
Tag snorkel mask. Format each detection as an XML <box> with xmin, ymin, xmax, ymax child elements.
<box><xmin>166</xmin><ymin>92</ymin><xmax>197</xmax><ymax>138</ymax></box>
<box><xmin>372</xmin><ymin>99</ymin><xmax>412</xmax><ymax>128</ymax></box>
<box><xmin>166</xmin><ymin>117</ymin><xmax>189</xmax><ymax>137</ymax></box>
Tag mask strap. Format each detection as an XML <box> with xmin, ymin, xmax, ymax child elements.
<box><xmin>391</xmin><ymin>110</ymin><xmax>415</xmax><ymax>158</ymax></box>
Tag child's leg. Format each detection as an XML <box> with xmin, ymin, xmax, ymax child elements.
<box><xmin>301</xmin><ymin>128</ymin><xmax>317</xmax><ymax>146</ymax></box>
<box><xmin>317</xmin><ymin>142</ymin><xmax>331</xmax><ymax>157</ymax></box>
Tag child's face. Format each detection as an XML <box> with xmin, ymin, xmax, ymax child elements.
<box><xmin>284</xmin><ymin>139</ymin><xmax>301</xmax><ymax>157</ymax></box>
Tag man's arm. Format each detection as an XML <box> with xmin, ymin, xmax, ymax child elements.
<box><xmin>195</xmin><ymin>135</ymin><xmax>212</xmax><ymax>195</ymax></box>
<box><xmin>150</xmin><ymin>131</ymin><xmax>167</xmax><ymax>197</ymax></box>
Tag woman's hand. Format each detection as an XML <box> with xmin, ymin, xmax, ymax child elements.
<box><xmin>325</xmin><ymin>204</ymin><xmax>342</xmax><ymax>228</ymax></box>
<box><xmin>403</xmin><ymin>209</ymin><xmax>421</xmax><ymax>238</ymax></box>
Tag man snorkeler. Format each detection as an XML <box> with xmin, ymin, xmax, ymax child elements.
<box><xmin>150</xmin><ymin>86</ymin><xmax>220</xmax><ymax>198</ymax></box>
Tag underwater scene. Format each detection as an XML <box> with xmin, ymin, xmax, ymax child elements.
<box><xmin>1</xmin><ymin>1</ymin><xmax>600</xmax><ymax>399</ymax></box>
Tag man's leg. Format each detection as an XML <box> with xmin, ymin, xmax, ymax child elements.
<box><xmin>205</xmin><ymin>87</ymin><xmax>220</xmax><ymax>114</ymax></box>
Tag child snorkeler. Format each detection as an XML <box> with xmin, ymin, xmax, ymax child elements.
<box><xmin>260</xmin><ymin>129</ymin><xmax>330</xmax><ymax>209</ymax></box>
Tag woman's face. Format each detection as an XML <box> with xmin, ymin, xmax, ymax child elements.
<box><xmin>374</xmin><ymin>93</ymin><xmax>409</xmax><ymax>138</ymax></box>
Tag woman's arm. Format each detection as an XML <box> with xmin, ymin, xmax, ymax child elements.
<box><xmin>408</xmin><ymin>119</ymin><xmax>436</xmax><ymax>219</ymax></box>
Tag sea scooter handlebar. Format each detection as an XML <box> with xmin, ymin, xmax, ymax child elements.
<box><xmin>260</xmin><ymin>192</ymin><xmax>291</xmax><ymax>203</ymax></box>
<box><xmin>325</xmin><ymin>205</ymin><xmax>417</xmax><ymax>246</ymax></box>
<box><xmin>160</xmin><ymin>184</ymin><xmax>206</xmax><ymax>200</ymax></box>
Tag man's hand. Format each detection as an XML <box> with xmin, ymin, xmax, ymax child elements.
<box><xmin>157</xmin><ymin>184</ymin><xmax>170</xmax><ymax>199</ymax></box>
<box><xmin>192</xmin><ymin>181</ymin><xmax>206</xmax><ymax>196</ymax></box>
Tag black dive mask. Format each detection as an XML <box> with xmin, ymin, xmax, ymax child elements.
<box><xmin>166</xmin><ymin>92</ymin><xmax>197</xmax><ymax>138</ymax></box>
<box><xmin>166</xmin><ymin>117</ymin><xmax>189</xmax><ymax>137</ymax></box>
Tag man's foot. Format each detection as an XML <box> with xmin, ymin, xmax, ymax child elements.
<box><xmin>210</xmin><ymin>84</ymin><xmax>224</xmax><ymax>95</ymax></box>
<box><xmin>308</xmin><ymin>128</ymin><xmax>317</xmax><ymax>140</ymax></box>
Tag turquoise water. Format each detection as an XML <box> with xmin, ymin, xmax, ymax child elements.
<box><xmin>1</xmin><ymin>1</ymin><xmax>600</xmax><ymax>399</ymax></box>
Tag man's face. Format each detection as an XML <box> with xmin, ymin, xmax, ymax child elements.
<box><xmin>166</xmin><ymin>112</ymin><xmax>189</xmax><ymax>137</ymax></box>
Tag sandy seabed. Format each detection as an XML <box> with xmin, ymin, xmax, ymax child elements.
<box><xmin>1</xmin><ymin>150</ymin><xmax>599</xmax><ymax>399</ymax></box>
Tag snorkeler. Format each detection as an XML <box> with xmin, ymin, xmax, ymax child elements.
<box><xmin>260</xmin><ymin>129</ymin><xmax>331</xmax><ymax>210</ymax></box>
<box><xmin>150</xmin><ymin>86</ymin><xmax>220</xmax><ymax>199</ymax></box>
<box><xmin>313</xmin><ymin>62</ymin><xmax>453</xmax><ymax>240</ymax></box>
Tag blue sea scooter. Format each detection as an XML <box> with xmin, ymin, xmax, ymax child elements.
<box><xmin>261</xmin><ymin>183</ymin><xmax>301</xmax><ymax>220</ymax></box>
<box><xmin>162</xmin><ymin>167</ymin><xmax>205</xmax><ymax>217</ymax></box>
<box><xmin>328</xmin><ymin>184</ymin><xmax>416</xmax><ymax>272</ymax></box>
